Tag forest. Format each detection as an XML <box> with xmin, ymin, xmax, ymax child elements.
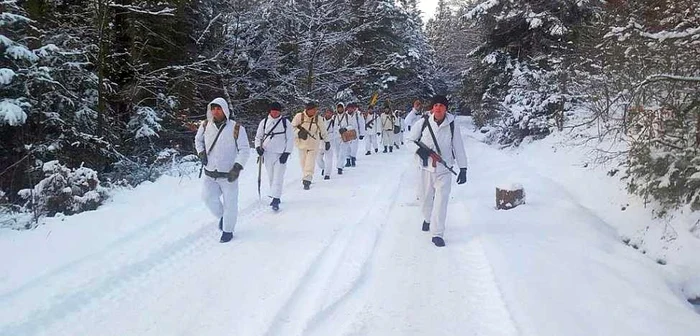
<box><xmin>1</xmin><ymin>0</ymin><xmax>699</xmax><ymax>229</ymax></box>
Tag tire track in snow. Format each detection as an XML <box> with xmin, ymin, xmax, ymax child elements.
<box><xmin>0</xmin><ymin>197</ymin><xmax>197</xmax><ymax>301</ymax></box>
<box><xmin>0</xmin><ymin>176</ymin><xmax>302</xmax><ymax>336</ymax></box>
<box><xmin>262</xmin><ymin>164</ymin><xmax>409</xmax><ymax>336</ymax></box>
<box><xmin>450</xmin><ymin>202</ymin><xmax>521</xmax><ymax>336</ymax></box>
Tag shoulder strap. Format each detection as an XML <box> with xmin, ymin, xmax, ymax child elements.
<box><xmin>202</xmin><ymin>119</ymin><xmax>208</xmax><ymax>131</ymax></box>
<box><xmin>206</xmin><ymin>121</ymin><xmax>227</xmax><ymax>155</ymax></box>
<box><xmin>233</xmin><ymin>122</ymin><xmax>241</xmax><ymax>150</ymax></box>
<box><xmin>426</xmin><ymin>119</ymin><xmax>442</xmax><ymax>155</ymax></box>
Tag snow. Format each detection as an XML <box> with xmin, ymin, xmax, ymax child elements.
<box><xmin>466</xmin><ymin>0</ymin><xmax>500</xmax><ymax>20</ymax></box>
<box><xmin>0</xmin><ymin>99</ymin><xmax>28</xmax><ymax>126</ymax></box>
<box><xmin>1</xmin><ymin>117</ymin><xmax>699</xmax><ymax>335</ymax></box>
<box><xmin>0</xmin><ymin>68</ymin><xmax>14</xmax><ymax>84</ymax></box>
<box><xmin>6</xmin><ymin>44</ymin><xmax>38</xmax><ymax>62</ymax></box>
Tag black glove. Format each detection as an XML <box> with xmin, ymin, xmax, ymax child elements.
<box><xmin>359</xmin><ymin>135</ymin><xmax>364</xmax><ymax>140</ymax></box>
<box><xmin>377</xmin><ymin>132</ymin><xmax>380</xmax><ymax>136</ymax></box>
<box><xmin>228</xmin><ymin>163</ymin><xmax>244</xmax><ymax>182</ymax></box>
<box><xmin>456</xmin><ymin>168</ymin><xmax>467</xmax><ymax>185</ymax></box>
<box><xmin>325</xmin><ymin>142</ymin><xmax>331</xmax><ymax>150</ymax></box>
<box><xmin>198</xmin><ymin>151</ymin><xmax>208</xmax><ymax>166</ymax></box>
<box><xmin>256</xmin><ymin>146</ymin><xmax>264</xmax><ymax>156</ymax></box>
<box><xmin>298</xmin><ymin>127</ymin><xmax>309</xmax><ymax>140</ymax></box>
<box><xmin>339</xmin><ymin>127</ymin><xmax>347</xmax><ymax>134</ymax></box>
<box><xmin>279</xmin><ymin>152</ymin><xmax>290</xmax><ymax>164</ymax></box>
<box><xmin>407</xmin><ymin>126</ymin><xmax>411</xmax><ymax>131</ymax></box>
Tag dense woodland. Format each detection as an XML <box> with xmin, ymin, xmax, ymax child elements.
<box><xmin>1</xmin><ymin>0</ymin><xmax>699</xmax><ymax>228</ymax></box>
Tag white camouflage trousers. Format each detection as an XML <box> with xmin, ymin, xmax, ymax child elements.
<box><xmin>421</xmin><ymin>170</ymin><xmax>453</xmax><ymax>238</ymax></box>
<box><xmin>337</xmin><ymin>140</ymin><xmax>351</xmax><ymax>165</ymax></box>
<box><xmin>262</xmin><ymin>152</ymin><xmax>287</xmax><ymax>199</ymax></box>
<box><xmin>349</xmin><ymin>139</ymin><xmax>359</xmax><ymax>158</ymax></box>
<box><xmin>317</xmin><ymin>139</ymin><xmax>337</xmax><ymax>176</ymax></box>
<box><xmin>299</xmin><ymin>148</ymin><xmax>318</xmax><ymax>182</ymax></box>
<box><xmin>202</xmin><ymin>176</ymin><xmax>239</xmax><ymax>233</ymax></box>
<box><xmin>365</xmin><ymin>133</ymin><xmax>378</xmax><ymax>152</ymax></box>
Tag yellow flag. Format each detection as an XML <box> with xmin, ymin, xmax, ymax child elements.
<box><xmin>369</xmin><ymin>92</ymin><xmax>379</xmax><ymax>107</ymax></box>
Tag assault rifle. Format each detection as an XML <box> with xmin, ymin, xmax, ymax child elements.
<box><xmin>413</xmin><ymin>140</ymin><xmax>458</xmax><ymax>176</ymax></box>
<box><xmin>296</xmin><ymin>124</ymin><xmax>317</xmax><ymax>140</ymax></box>
<box><xmin>365</xmin><ymin>115</ymin><xmax>378</xmax><ymax>129</ymax></box>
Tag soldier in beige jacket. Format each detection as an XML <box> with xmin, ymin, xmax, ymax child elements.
<box><xmin>291</xmin><ymin>102</ymin><xmax>330</xmax><ymax>190</ymax></box>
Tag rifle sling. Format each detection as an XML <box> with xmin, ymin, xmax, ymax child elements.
<box><xmin>207</xmin><ymin>122</ymin><xmax>227</xmax><ymax>156</ymax></box>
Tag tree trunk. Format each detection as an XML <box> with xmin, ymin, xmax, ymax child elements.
<box><xmin>496</xmin><ymin>185</ymin><xmax>525</xmax><ymax>210</ymax></box>
<box><xmin>96</xmin><ymin>0</ymin><xmax>107</xmax><ymax>137</ymax></box>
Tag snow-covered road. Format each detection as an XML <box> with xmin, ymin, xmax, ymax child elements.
<box><xmin>1</xmin><ymin>118</ymin><xmax>699</xmax><ymax>336</ymax></box>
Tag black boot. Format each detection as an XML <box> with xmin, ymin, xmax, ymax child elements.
<box><xmin>218</xmin><ymin>217</ymin><xmax>223</xmax><ymax>231</ymax></box>
<box><xmin>365</xmin><ymin>151</ymin><xmax>371</xmax><ymax>155</ymax></box>
<box><xmin>345</xmin><ymin>158</ymin><xmax>351</xmax><ymax>167</ymax></box>
<box><xmin>432</xmin><ymin>236</ymin><xmax>445</xmax><ymax>247</ymax></box>
<box><xmin>220</xmin><ymin>231</ymin><xmax>233</xmax><ymax>243</ymax></box>
<box><xmin>338</xmin><ymin>168</ymin><xmax>343</xmax><ymax>175</ymax></box>
<box><xmin>303</xmin><ymin>180</ymin><xmax>311</xmax><ymax>190</ymax></box>
<box><xmin>271</xmin><ymin>198</ymin><xmax>280</xmax><ymax>211</ymax></box>
<box><xmin>422</xmin><ymin>221</ymin><xmax>430</xmax><ymax>232</ymax></box>
<box><xmin>321</xmin><ymin>169</ymin><xmax>324</xmax><ymax>176</ymax></box>
<box><xmin>389</xmin><ymin>146</ymin><xmax>393</xmax><ymax>153</ymax></box>
<box><xmin>351</xmin><ymin>157</ymin><xmax>356</xmax><ymax>167</ymax></box>
<box><xmin>324</xmin><ymin>175</ymin><xmax>330</xmax><ymax>180</ymax></box>
<box><xmin>395</xmin><ymin>144</ymin><xmax>400</xmax><ymax>149</ymax></box>
<box><xmin>383</xmin><ymin>146</ymin><xmax>387</xmax><ymax>153</ymax></box>
<box><xmin>401</xmin><ymin>142</ymin><xmax>404</xmax><ymax>145</ymax></box>
<box><xmin>375</xmin><ymin>148</ymin><xmax>378</xmax><ymax>153</ymax></box>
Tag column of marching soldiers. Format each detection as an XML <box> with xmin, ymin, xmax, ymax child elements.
<box><xmin>195</xmin><ymin>95</ymin><xmax>468</xmax><ymax>247</ymax></box>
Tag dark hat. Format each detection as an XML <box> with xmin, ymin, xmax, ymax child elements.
<box><xmin>305</xmin><ymin>101</ymin><xmax>318</xmax><ymax>110</ymax></box>
<box><xmin>268</xmin><ymin>102</ymin><xmax>282</xmax><ymax>111</ymax></box>
<box><xmin>430</xmin><ymin>95</ymin><xmax>449</xmax><ymax>109</ymax></box>
<box><xmin>347</xmin><ymin>102</ymin><xmax>358</xmax><ymax>108</ymax></box>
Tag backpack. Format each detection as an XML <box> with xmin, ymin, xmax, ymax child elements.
<box><xmin>202</xmin><ymin>119</ymin><xmax>241</xmax><ymax>150</ymax></box>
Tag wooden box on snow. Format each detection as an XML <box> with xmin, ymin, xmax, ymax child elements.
<box><xmin>496</xmin><ymin>184</ymin><xmax>525</xmax><ymax>210</ymax></box>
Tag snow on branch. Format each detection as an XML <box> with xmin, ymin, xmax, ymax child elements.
<box><xmin>636</xmin><ymin>74</ymin><xmax>700</xmax><ymax>88</ymax></box>
<box><xmin>108</xmin><ymin>4</ymin><xmax>175</xmax><ymax>16</ymax></box>
<box><xmin>640</xmin><ymin>27</ymin><xmax>700</xmax><ymax>42</ymax></box>
<box><xmin>196</xmin><ymin>13</ymin><xmax>222</xmax><ymax>45</ymax></box>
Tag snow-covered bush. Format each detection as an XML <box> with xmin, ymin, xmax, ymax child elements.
<box><xmin>19</xmin><ymin>161</ymin><xmax>107</xmax><ymax>217</ymax></box>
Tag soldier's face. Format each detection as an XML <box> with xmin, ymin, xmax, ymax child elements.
<box><xmin>337</xmin><ymin>106</ymin><xmax>344</xmax><ymax>113</ymax></box>
<box><xmin>324</xmin><ymin>110</ymin><xmax>333</xmax><ymax>119</ymax></box>
<box><xmin>211</xmin><ymin>105</ymin><xmax>225</xmax><ymax>121</ymax></box>
<box><xmin>307</xmin><ymin>107</ymin><xmax>317</xmax><ymax>117</ymax></box>
<box><xmin>269</xmin><ymin>109</ymin><xmax>281</xmax><ymax>118</ymax></box>
<box><xmin>432</xmin><ymin>103</ymin><xmax>447</xmax><ymax>121</ymax></box>
<box><xmin>413</xmin><ymin>101</ymin><xmax>422</xmax><ymax>110</ymax></box>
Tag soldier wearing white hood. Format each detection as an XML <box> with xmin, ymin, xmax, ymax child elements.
<box><xmin>195</xmin><ymin>97</ymin><xmax>251</xmax><ymax>243</ymax></box>
<box><xmin>363</xmin><ymin>106</ymin><xmax>381</xmax><ymax>155</ymax></box>
<box><xmin>380</xmin><ymin>106</ymin><xmax>396</xmax><ymax>153</ymax></box>
<box><xmin>292</xmin><ymin>102</ymin><xmax>330</xmax><ymax>190</ymax></box>
<box><xmin>393</xmin><ymin>110</ymin><xmax>404</xmax><ymax>149</ymax></box>
<box><xmin>344</xmin><ymin>102</ymin><xmax>365</xmax><ymax>167</ymax></box>
<box><xmin>254</xmin><ymin>102</ymin><xmax>293</xmax><ymax>211</ymax></box>
<box><xmin>317</xmin><ymin>108</ymin><xmax>338</xmax><ymax>180</ymax></box>
<box><xmin>404</xmin><ymin>99</ymin><xmax>423</xmax><ymax>132</ymax></box>
<box><xmin>407</xmin><ymin>95</ymin><xmax>468</xmax><ymax>247</ymax></box>
<box><xmin>333</xmin><ymin>103</ymin><xmax>348</xmax><ymax>175</ymax></box>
